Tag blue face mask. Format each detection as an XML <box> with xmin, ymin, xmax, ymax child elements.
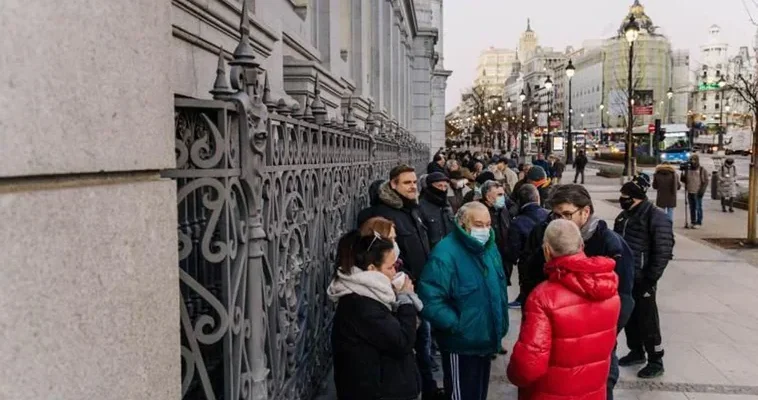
<box><xmin>470</xmin><ymin>227</ymin><xmax>490</xmax><ymax>244</ymax></box>
<box><xmin>494</xmin><ymin>195</ymin><xmax>506</xmax><ymax>209</ymax></box>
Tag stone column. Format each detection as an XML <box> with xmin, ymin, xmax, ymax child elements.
<box><xmin>0</xmin><ymin>2</ymin><xmax>179</xmax><ymax>399</ymax></box>
<box><xmin>411</xmin><ymin>29</ymin><xmax>437</xmax><ymax>149</ymax></box>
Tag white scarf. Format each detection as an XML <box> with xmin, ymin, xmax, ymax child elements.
<box><xmin>327</xmin><ymin>267</ymin><xmax>397</xmax><ymax>309</ymax></box>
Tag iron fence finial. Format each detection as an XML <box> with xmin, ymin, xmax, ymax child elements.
<box><xmin>346</xmin><ymin>95</ymin><xmax>357</xmax><ymax>130</ymax></box>
<box><xmin>230</xmin><ymin>0</ymin><xmax>258</xmax><ymax>68</ymax></box>
<box><xmin>304</xmin><ymin>97</ymin><xmax>315</xmax><ymax>123</ymax></box>
<box><xmin>210</xmin><ymin>48</ymin><xmax>234</xmax><ymax>98</ymax></box>
<box><xmin>277</xmin><ymin>98</ymin><xmax>291</xmax><ymax>117</ymax></box>
<box><xmin>311</xmin><ymin>73</ymin><xmax>327</xmax><ymax>125</ymax></box>
<box><xmin>263</xmin><ymin>73</ymin><xmax>277</xmax><ymax>112</ymax></box>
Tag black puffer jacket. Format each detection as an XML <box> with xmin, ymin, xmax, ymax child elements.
<box><xmin>359</xmin><ymin>182</ymin><xmax>431</xmax><ymax>280</ymax></box>
<box><xmin>613</xmin><ymin>200</ymin><xmax>674</xmax><ymax>285</ymax></box>
<box><xmin>332</xmin><ymin>294</ymin><xmax>420</xmax><ymax>400</ymax></box>
<box><xmin>480</xmin><ymin>199</ymin><xmax>512</xmax><ymax>275</ymax></box>
<box><xmin>419</xmin><ymin>188</ymin><xmax>455</xmax><ymax>249</ymax></box>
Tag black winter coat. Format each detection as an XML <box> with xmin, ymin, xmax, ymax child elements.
<box><xmin>359</xmin><ymin>182</ymin><xmax>431</xmax><ymax>280</ymax></box>
<box><xmin>480</xmin><ymin>200</ymin><xmax>512</xmax><ymax>274</ymax></box>
<box><xmin>573</xmin><ymin>154</ymin><xmax>589</xmax><ymax>170</ymax></box>
<box><xmin>519</xmin><ymin>217</ymin><xmax>635</xmax><ymax>331</ymax></box>
<box><xmin>418</xmin><ymin>189</ymin><xmax>455</xmax><ymax>249</ymax></box>
<box><xmin>332</xmin><ymin>294</ymin><xmax>420</xmax><ymax>400</ymax></box>
<box><xmin>613</xmin><ymin>200</ymin><xmax>674</xmax><ymax>285</ymax></box>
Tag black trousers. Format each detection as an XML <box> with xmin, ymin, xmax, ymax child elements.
<box><xmin>721</xmin><ymin>197</ymin><xmax>734</xmax><ymax>210</ymax></box>
<box><xmin>625</xmin><ymin>283</ymin><xmax>663</xmax><ymax>360</ymax></box>
<box><xmin>574</xmin><ymin>169</ymin><xmax>585</xmax><ymax>184</ymax></box>
<box><xmin>441</xmin><ymin>352</ymin><xmax>491</xmax><ymax>400</ymax></box>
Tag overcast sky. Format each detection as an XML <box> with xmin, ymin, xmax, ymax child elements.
<box><xmin>442</xmin><ymin>0</ymin><xmax>758</xmax><ymax>113</ymax></box>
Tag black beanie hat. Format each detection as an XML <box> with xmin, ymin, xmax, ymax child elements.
<box><xmin>476</xmin><ymin>171</ymin><xmax>496</xmax><ymax>185</ymax></box>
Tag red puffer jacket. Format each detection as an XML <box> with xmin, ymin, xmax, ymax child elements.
<box><xmin>507</xmin><ymin>252</ymin><xmax>620</xmax><ymax>400</ymax></box>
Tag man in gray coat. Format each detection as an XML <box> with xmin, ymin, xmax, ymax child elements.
<box><xmin>680</xmin><ymin>154</ymin><xmax>709</xmax><ymax>228</ymax></box>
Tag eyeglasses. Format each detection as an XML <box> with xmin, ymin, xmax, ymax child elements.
<box><xmin>557</xmin><ymin>208</ymin><xmax>583</xmax><ymax>220</ymax></box>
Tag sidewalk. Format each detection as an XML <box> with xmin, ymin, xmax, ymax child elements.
<box><xmin>495</xmin><ymin>189</ymin><xmax>758</xmax><ymax>399</ymax></box>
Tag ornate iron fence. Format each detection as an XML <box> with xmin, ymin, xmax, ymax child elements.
<box><xmin>164</xmin><ymin>3</ymin><xmax>429</xmax><ymax>399</ymax></box>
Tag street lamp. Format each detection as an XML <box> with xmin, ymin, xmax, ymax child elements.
<box><xmin>718</xmin><ymin>75</ymin><xmax>727</xmax><ymax>150</ymax></box>
<box><xmin>624</xmin><ymin>15</ymin><xmax>640</xmax><ymax>179</ymax></box>
<box><xmin>667</xmin><ymin>87</ymin><xmax>674</xmax><ymax>124</ymax></box>
<box><xmin>506</xmin><ymin>98</ymin><xmax>513</xmax><ymax>151</ymax></box>
<box><xmin>544</xmin><ymin>76</ymin><xmax>554</xmax><ymax>155</ymax></box>
<box><xmin>599</xmin><ymin>104</ymin><xmax>605</xmax><ymax>143</ymax></box>
<box><xmin>566</xmin><ymin>59</ymin><xmax>576</xmax><ymax>163</ymax></box>
<box><xmin>519</xmin><ymin>89</ymin><xmax>527</xmax><ymax>157</ymax></box>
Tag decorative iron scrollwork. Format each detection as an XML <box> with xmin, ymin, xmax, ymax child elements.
<box><xmin>165</xmin><ymin>0</ymin><xmax>429</xmax><ymax>398</ymax></box>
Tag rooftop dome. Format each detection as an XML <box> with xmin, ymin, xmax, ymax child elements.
<box><xmin>618</xmin><ymin>0</ymin><xmax>656</xmax><ymax>36</ymax></box>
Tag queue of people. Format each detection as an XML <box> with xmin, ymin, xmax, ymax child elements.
<box><xmin>329</xmin><ymin>149</ymin><xmax>676</xmax><ymax>400</ymax></box>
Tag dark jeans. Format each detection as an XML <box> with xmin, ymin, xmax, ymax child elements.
<box><xmin>441</xmin><ymin>352</ymin><xmax>491</xmax><ymax>400</ymax></box>
<box><xmin>625</xmin><ymin>283</ymin><xmax>663</xmax><ymax>357</ymax></box>
<box><xmin>574</xmin><ymin>169</ymin><xmax>585</xmax><ymax>184</ymax></box>
<box><xmin>607</xmin><ymin>344</ymin><xmax>619</xmax><ymax>400</ymax></box>
<box><xmin>687</xmin><ymin>193</ymin><xmax>703</xmax><ymax>225</ymax></box>
<box><xmin>415</xmin><ymin>320</ymin><xmax>437</xmax><ymax>393</ymax></box>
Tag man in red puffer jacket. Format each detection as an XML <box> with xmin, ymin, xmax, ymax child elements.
<box><xmin>507</xmin><ymin>219</ymin><xmax>620</xmax><ymax>400</ymax></box>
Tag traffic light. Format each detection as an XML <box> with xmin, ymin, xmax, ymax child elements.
<box><xmin>654</xmin><ymin>119</ymin><xmax>664</xmax><ymax>143</ymax></box>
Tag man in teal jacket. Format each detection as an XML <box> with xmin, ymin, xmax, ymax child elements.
<box><xmin>418</xmin><ymin>201</ymin><xmax>509</xmax><ymax>400</ymax></box>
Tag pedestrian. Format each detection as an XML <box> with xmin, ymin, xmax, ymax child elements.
<box><xmin>614</xmin><ymin>175</ymin><xmax>674</xmax><ymax>379</ymax></box>
<box><xmin>505</xmin><ymin>184</ymin><xmax>549</xmax><ymax>305</ymax></box>
<box><xmin>462</xmin><ymin>170</ymin><xmax>495</xmax><ymax>204</ymax></box>
<box><xmin>680</xmin><ymin>154</ymin><xmax>709</xmax><ymax>228</ymax></box>
<box><xmin>329</xmin><ymin>230</ymin><xmax>423</xmax><ymax>400</ymax></box>
<box><xmin>573</xmin><ymin>150</ymin><xmax>589</xmax><ymax>184</ymax></box>
<box><xmin>418</xmin><ymin>202</ymin><xmax>509</xmax><ymax>400</ymax></box>
<box><xmin>427</xmin><ymin>153</ymin><xmax>446</xmax><ymax>175</ymax></box>
<box><xmin>719</xmin><ymin>158</ymin><xmax>737</xmax><ymax>213</ymax></box>
<box><xmin>525</xmin><ymin>166</ymin><xmax>552</xmax><ymax>208</ymax></box>
<box><xmin>552</xmin><ymin>157</ymin><xmax>566</xmax><ymax>184</ymax></box>
<box><xmin>419</xmin><ymin>172</ymin><xmax>455</xmax><ymax>249</ymax></box>
<box><xmin>652</xmin><ymin>162</ymin><xmax>680</xmax><ymax>221</ymax></box>
<box><xmin>447</xmin><ymin>170</ymin><xmax>471</xmax><ymax>213</ymax></box>
<box><xmin>496</xmin><ymin>157</ymin><xmax>519</xmax><ymax>194</ymax></box>
<box><xmin>517</xmin><ymin>184</ymin><xmax>635</xmax><ymax>400</ymax></box>
<box><xmin>507</xmin><ymin>219</ymin><xmax>620</xmax><ymax>400</ymax></box>
<box><xmin>532</xmin><ymin>153</ymin><xmax>552</xmax><ymax>179</ymax></box>
<box><xmin>479</xmin><ymin>180</ymin><xmax>514</xmax><ymax>287</ymax></box>
<box><xmin>357</xmin><ymin>164</ymin><xmax>442</xmax><ymax>399</ymax></box>
<box><xmin>445</xmin><ymin>159</ymin><xmax>460</xmax><ymax>175</ymax></box>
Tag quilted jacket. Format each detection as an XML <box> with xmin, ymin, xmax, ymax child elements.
<box><xmin>507</xmin><ymin>253</ymin><xmax>620</xmax><ymax>400</ymax></box>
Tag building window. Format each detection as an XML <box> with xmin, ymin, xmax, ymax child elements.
<box><xmin>716</xmin><ymin>94</ymin><xmax>720</xmax><ymax>100</ymax></box>
<box><xmin>715</xmin><ymin>103</ymin><xmax>720</xmax><ymax>110</ymax></box>
<box><xmin>703</xmin><ymin>104</ymin><xmax>707</xmax><ymax>110</ymax></box>
<box><xmin>702</xmin><ymin>93</ymin><xmax>707</xmax><ymax>101</ymax></box>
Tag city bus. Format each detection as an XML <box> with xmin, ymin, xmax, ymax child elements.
<box><xmin>658</xmin><ymin>124</ymin><xmax>692</xmax><ymax>164</ymax></box>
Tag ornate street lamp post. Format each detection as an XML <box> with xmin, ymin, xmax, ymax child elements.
<box><xmin>718</xmin><ymin>76</ymin><xmax>727</xmax><ymax>150</ymax></box>
<box><xmin>565</xmin><ymin>59</ymin><xmax>576</xmax><ymax>163</ymax></box>
<box><xmin>544</xmin><ymin>76</ymin><xmax>554</xmax><ymax>156</ymax></box>
<box><xmin>624</xmin><ymin>15</ymin><xmax>640</xmax><ymax>179</ymax></box>
<box><xmin>519</xmin><ymin>89</ymin><xmax>527</xmax><ymax>157</ymax></box>
<box><xmin>506</xmin><ymin>98</ymin><xmax>513</xmax><ymax>151</ymax></box>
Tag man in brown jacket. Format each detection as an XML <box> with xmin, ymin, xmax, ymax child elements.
<box><xmin>680</xmin><ymin>155</ymin><xmax>709</xmax><ymax>228</ymax></box>
<box><xmin>653</xmin><ymin>163</ymin><xmax>681</xmax><ymax>221</ymax></box>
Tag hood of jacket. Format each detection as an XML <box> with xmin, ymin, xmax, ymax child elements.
<box><xmin>368</xmin><ymin>179</ymin><xmax>385</xmax><ymax>206</ymax></box>
<box><xmin>655</xmin><ymin>164</ymin><xmax>676</xmax><ymax>174</ymax></box>
<box><xmin>378</xmin><ymin>181</ymin><xmax>416</xmax><ymax>209</ymax></box>
<box><xmin>544</xmin><ymin>252</ymin><xmax>618</xmax><ymax>301</ymax></box>
<box><xmin>327</xmin><ymin>267</ymin><xmax>396</xmax><ymax>309</ymax></box>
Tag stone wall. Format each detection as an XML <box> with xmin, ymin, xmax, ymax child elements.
<box><xmin>0</xmin><ymin>1</ymin><xmax>179</xmax><ymax>399</ymax></box>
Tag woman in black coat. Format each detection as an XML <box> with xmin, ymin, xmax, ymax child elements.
<box><xmin>329</xmin><ymin>231</ymin><xmax>422</xmax><ymax>400</ymax></box>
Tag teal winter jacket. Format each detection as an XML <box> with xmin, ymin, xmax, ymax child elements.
<box><xmin>418</xmin><ymin>224</ymin><xmax>509</xmax><ymax>356</ymax></box>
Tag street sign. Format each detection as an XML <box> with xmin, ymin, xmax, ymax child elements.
<box><xmin>648</xmin><ymin>124</ymin><xmax>655</xmax><ymax>133</ymax></box>
<box><xmin>550</xmin><ymin>119</ymin><xmax>561</xmax><ymax>128</ymax></box>
<box><xmin>633</xmin><ymin>90</ymin><xmax>654</xmax><ymax>116</ymax></box>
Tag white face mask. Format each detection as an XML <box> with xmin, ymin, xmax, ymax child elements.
<box><xmin>392</xmin><ymin>241</ymin><xmax>401</xmax><ymax>262</ymax></box>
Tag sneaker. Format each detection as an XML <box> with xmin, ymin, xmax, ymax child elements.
<box><xmin>508</xmin><ymin>301</ymin><xmax>522</xmax><ymax>309</ymax></box>
<box><xmin>691</xmin><ymin>224</ymin><xmax>699</xmax><ymax>230</ymax></box>
<box><xmin>730</xmin><ymin>208</ymin><xmax>735</xmax><ymax>213</ymax></box>
<box><xmin>618</xmin><ymin>351</ymin><xmax>646</xmax><ymax>367</ymax></box>
<box><xmin>637</xmin><ymin>362</ymin><xmax>665</xmax><ymax>379</ymax></box>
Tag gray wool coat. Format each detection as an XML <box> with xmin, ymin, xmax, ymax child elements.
<box><xmin>718</xmin><ymin>164</ymin><xmax>737</xmax><ymax>199</ymax></box>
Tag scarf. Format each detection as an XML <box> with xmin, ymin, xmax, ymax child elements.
<box><xmin>580</xmin><ymin>215</ymin><xmax>601</xmax><ymax>242</ymax></box>
<box><xmin>327</xmin><ymin>267</ymin><xmax>396</xmax><ymax>309</ymax></box>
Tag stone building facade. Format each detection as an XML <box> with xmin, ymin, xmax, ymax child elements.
<box><xmin>0</xmin><ymin>0</ymin><xmax>444</xmax><ymax>399</ymax></box>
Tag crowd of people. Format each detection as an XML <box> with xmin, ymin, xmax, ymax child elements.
<box><xmin>328</xmin><ymin>149</ymin><xmax>676</xmax><ymax>400</ymax></box>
